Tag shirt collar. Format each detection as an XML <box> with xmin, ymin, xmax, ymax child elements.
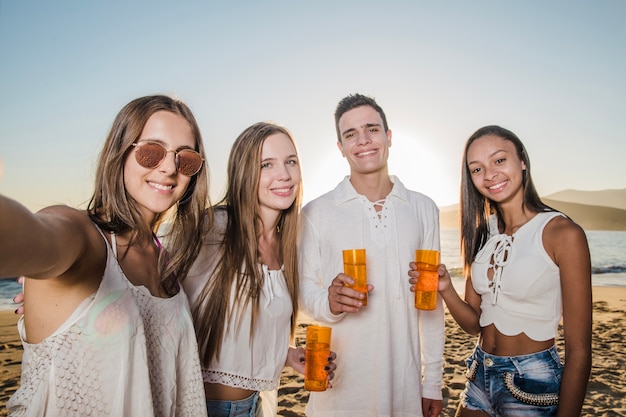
<box><xmin>333</xmin><ymin>175</ymin><xmax>411</xmax><ymax>205</ymax></box>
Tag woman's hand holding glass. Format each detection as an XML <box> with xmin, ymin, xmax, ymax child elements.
<box><xmin>286</xmin><ymin>346</ymin><xmax>337</xmax><ymax>388</ymax></box>
<box><xmin>407</xmin><ymin>263</ymin><xmax>452</xmax><ymax>294</ymax></box>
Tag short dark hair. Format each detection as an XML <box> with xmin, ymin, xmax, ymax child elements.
<box><xmin>334</xmin><ymin>93</ymin><xmax>389</xmax><ymax>142</ymax></box>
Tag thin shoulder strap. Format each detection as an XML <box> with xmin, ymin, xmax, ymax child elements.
<box><xmin>92</xmin><ymin>222</ymin><xmax>116</xmax><ymax>257</ymax></box>
<box><xmin>153</xmin><ymin>233</ymin><xmax>162</xmax><ymax>249</ymax></box>
<box><xmin>110</xmin><ymin>232</ymin><xmax>117</xmax><ymax>257</ymax></box>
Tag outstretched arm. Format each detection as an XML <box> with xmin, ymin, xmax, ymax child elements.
<box><xmin>0</xmin><ymin>194</ymin><xmax>92</xmax><ymax>279</ymax></box>
<box><xmin>1</xmin><ymin>194</ymin><xmax>105</xmax><ymax>343</ymax></box>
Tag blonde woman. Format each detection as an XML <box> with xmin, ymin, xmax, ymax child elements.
<box><xmin>183</xmin><ymin>122</ymin><xmax>335</xmax><ymax>417</ymax></box>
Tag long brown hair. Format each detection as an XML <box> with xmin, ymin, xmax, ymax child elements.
<box><xmin>192</xmin><ymin>122</ymin><xmax>302</xmax><ymax>365</ymax></box>
<box><xmin>88</xmin><ymin>95</ymin><xmax>211</xmax><ymax>292</ymax></box>
<box><xmin>460</xmin><ymin>125</ymin><xmax>552</xmax><ymax>277</ymax></box>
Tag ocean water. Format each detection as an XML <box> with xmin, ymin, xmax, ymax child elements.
<box><xmin>1</xmin><ymin>230</ymin><xmax>625</xmax><ymax>311</ymax></box>
<box><xmin>441</xmin><ymin>229</ymin><xmax>626</xmax><ymax>291</ymax></box>
<box><xmin>0</xmin><ymin>278</ymin><xmax>22</xmax><ymax>311</ymax></box>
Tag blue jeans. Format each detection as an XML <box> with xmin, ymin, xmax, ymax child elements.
<box><xmin>206</xmin><ymin>392</ymin><xmax>259</xmax><ymax>417</ymax></box>
<box><xmin>460</xmin><ymin>345</ymin><xmax>563</xmax><ymax>416</ymax></box>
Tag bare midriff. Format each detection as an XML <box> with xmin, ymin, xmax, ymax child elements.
<box><xmin>204</xmin><ymin>382</ymin><xmax>256</xmax><ymax>401</ymax></box>
<box><xmin>479</xmin><ymin>324</ymin><xmax>554</xmax><ymax>356</ymax></box>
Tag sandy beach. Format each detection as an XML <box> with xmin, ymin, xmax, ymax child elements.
<box><xmin>1</xmin><ymin>286</ymin><xmax>624</xmax><ymax>416</ymax></box>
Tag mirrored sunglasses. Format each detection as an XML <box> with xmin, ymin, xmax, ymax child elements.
<box><xmin>132</xmin><ymin>141</ymin><xmax>204</xmax><ymax>176</ymax></box>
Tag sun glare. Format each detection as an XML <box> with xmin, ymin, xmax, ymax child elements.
<box><xmin>388</xmin><ymin>128</ymin><xmax>458</xmax><ymax>207</ymax></box>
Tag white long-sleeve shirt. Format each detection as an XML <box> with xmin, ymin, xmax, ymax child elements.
<box><xmin>299</xmin><ymin>176</ymin><xmax>445</xmax><ymax>417</ymax></box>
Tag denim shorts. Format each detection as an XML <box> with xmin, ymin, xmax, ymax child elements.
<box><xmin>460</xmin><ymin>345</ymin><xmax>563</xmax><ymax>417</ymax></box>
<box><xmin>205</xmin><ymin>391</ymin><xmax>259</xmax><ymax>417</ymax></box>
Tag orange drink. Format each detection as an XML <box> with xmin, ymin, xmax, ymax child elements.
<box><xmin>342</xmin><ymin>249</ymin><xmax>367</xmax><ymax>306</ymax></box>
<box><xmin>414</xmin><ymin>250</ymin><xmax>440</xmax><ymax>310</ymax></box>
<box><xmin>304</xmin><ymin>325</ymin><xmax>332</xmax><ymax>391</ymax></box>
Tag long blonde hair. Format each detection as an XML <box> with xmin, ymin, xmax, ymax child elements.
<box><xmin>192</xmin><ymin>122</ymin><xmax>302</xmax><ymax>365</ymax></box>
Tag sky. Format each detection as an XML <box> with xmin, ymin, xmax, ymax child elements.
<box><xmin>1</xmin><ymin>1</ymin><xmax>625</xmax><ymax>212</ymax></box>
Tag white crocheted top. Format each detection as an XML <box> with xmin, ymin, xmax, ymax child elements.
<box><xmin>7</xmin><ymin>226</ymin><xmax>207</xmax><ymax>417</ymax></box>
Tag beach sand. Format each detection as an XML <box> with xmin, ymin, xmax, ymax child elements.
<box><xmin>0</xmin><ymin>312</ymin><xmax>19</xmax><ymax>416</ymax></box>
<box><xmin>1</xmin><ymin>286</ymin><xmax>624</xmax><ymax>416</ymax></box>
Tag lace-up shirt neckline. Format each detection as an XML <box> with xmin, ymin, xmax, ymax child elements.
<box><xmin>485</xmin><ymin>213</ymin><xmax>537</xmax><ymax>305</ymax></box>
<box><xmin>471</xmin><ymin>211</ymin><xmax>565</xmax><ymax>341</ymax></box>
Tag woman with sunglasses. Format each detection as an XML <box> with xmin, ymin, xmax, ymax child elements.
<box><xmin>1</xmin><ymin>95</ymin><xmax>210</xmax><ymax>416</ymax></box>
<box><xmin>410</xmin><ymin>126</ymin><xmax>591</xmax><ymax>416</ymax></box>
<box><xmin>182</xmin><ymin>122</ymin><xmax>335</xmax><ymax>417</ymax></box>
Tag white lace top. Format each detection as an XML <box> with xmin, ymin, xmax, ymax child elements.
<box><xmin>7</xmin><ymin>226</ymin><xmax>207</xmax><ymax>417</ymax></box>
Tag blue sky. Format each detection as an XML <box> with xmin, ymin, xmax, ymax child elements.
<box><xmin>1</xmin><ymin>1</ymin><xmax>625</xmax><ymax>211</ymax></box>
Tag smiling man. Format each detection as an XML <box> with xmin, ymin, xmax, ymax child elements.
<box><xmin>299</xmin><ymin>93</ymin><xmax>445</xmax><ymax>416</ymax></box>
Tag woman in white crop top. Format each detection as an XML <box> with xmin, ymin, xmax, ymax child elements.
<box><xmin>182</xmin><ymin>122</ymin><xmax>336</xmax><ymax>417</ymax></box>
<box><xmin>1</xmin><ymin>95</ymin><xmax>210</xmax><ymax>416</ymax></box>
<box><xmin>409</xmin><ymin>125</ymin><xmax>591</xmax><ymax>416</ymax></box>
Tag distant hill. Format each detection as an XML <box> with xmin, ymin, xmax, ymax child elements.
<box><xmin>440</xmin><ymin>208</ymin><xmax>459</xmax><ymax>230</ymax></box>
<box><xmin>542</xmin><ymin>199</ymin><xmax>626</xmax><ymax>231</ymax></box>
<box><xmin>544</xmin><ymin>189</ymin><xmax>626</xmax><ymax>210</ymax></box>
<box><xmin>438</xmin><ymin>190</ymin><xmax>626</xmax><ymax>231</ymax></box>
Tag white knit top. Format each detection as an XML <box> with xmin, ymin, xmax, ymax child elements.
<box><xmin>7</xmin><ymin>226</ymin><xmax>207</xmax><ymax>417</ymax></box>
